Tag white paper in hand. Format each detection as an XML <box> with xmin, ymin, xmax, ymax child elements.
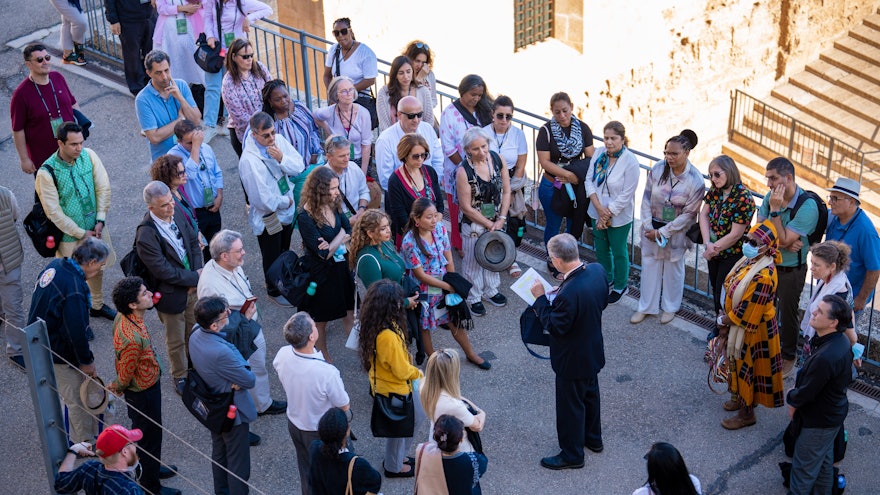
<box><xmin>510</xmin><ymin>267</ymin><xmax>554</xmax><ymax>305</ymax></box>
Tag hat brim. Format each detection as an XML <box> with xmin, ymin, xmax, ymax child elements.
<box><xmin>825</xmin><ymin>186</ymin><xmax>859</xmax><ymax>202</ymax></box>
<box><xmin>474</xmin><ymin>231</ymin><xmax>517</xmax><ymax>272</ymax></box>
<box><xmin>79</xmin><ymin>375</ymin><xmax>109</xmax><ymax>414</ymax></box>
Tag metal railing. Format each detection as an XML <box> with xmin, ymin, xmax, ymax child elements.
<box><xmin>728</xmin><ymin>89</ymin><xmax>870</xmax><ymax>184</ymax></box>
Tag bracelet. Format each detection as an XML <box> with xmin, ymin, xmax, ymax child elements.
<box><xmin>67</xmin><ymin>448</ymin><xmax>78</xmax><ymax>456</ymax></box>
<box><xmin>498</xmin><ymin>215</ymin><xmax>507</xmax><ymax>220</ymax></box>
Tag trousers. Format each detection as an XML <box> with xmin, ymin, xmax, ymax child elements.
<box><xmin>461</xmin><ymin>222</ymin><xmax>500</xmax><ymax>304</ymax></box>
<box><xmin>257</xmin><ymin>223</ymin><xmax>294</xmax><ymax>296</ymax></box>
<box><xmin>777</xmin><ymin>264</ymin><xmax>808</xmax><ymax>361</ymax></box>
<box><xmin>287</xmin><ymin>420</ymin><xmax>320</xmax><ymax>495</ymax></box>
<box><xmin>555</xmin><ymin>374</ymin><xmax>602</xmax><ymax>463</ymax></box>
<box><xmin>56</xmin><ymin>363</ymin><xmax>96</xmax><ymax>443</ymax></box>
<box><xmin>157</xmin><ymin>291</ymin><xmax>198</xmax><ymax>379</ymax></box>
<box><xmin>48</xmin><ymin>0</ymin><xmax>87</xmax><ymax>50</ymax></box>
<box><xmin>211</xmin><ymin>422</ymin><xmax>251</xmax><ymax>495</ymax></box>
<box><xmin>384</xmin><ymin>387</ymin><xmax>426</xmax><ymax>473</ymax></box>
<box><xmin>593</xmin><ymin>222</ymin><xmax>632</xmax><ymax>291</ymax></box>
<box><xmin>636</xmin><ymin>255</ymin><xmax>686</xmax><ymax>314</ymax></box>
<box><xmin>789</xmin><ymin>425</ymin><xmax>838</xmax><ymax>495</ymax></box>
<box><xmin>0</xmin><ymin>266</ymin><xmax>25</xmax><ymax>356</ymax></box>
<box><xmin>124</xmin><ymin>382</ymin><xmax>163</xmax><ymax>493</ymax></box>
<box><xmin>248</xmin><ymin>330</ymin><xmax>272</xmax><ymax>412</ymax></box>
<box><xmin>118</xmin><ymin>18</ymin><xmax>155</xmax><ymax>94</ymax></box>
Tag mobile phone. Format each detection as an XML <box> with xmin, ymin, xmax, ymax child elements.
<box><xmin>240</xmin><ymin>297</ymin><xmax>258</xmax><ymax>315</ymax></box>
<box><xmin>418</xmin><ymin>292</ymin><xmax>428</xmax><ymax>302</ymax></box>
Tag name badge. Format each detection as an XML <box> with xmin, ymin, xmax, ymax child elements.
<box><xmin>202</xmin><ymin>186</ymin><xmax>215</xmax><ymax>206</ymax></box>
<box><xmin>277</xmin><ymin>176</ymin><xmax>290</xmax><ymax>195</ymax></box>
<box><xmin>176</xmin><ymin>18</ymin><xmax>188</xmax><ymax>35</ymax></box>
<box><xmin>50</xmin><ymin>117</ymin><xmax>63</xmax><ymax>137</ymax></box>
<box><xmin>480</xmin><ymin>203</ymin><xmax>496</xmax><ymax>219</ymax></box>
<box><xmin>662</xmin><ymin>203</ymin><xmax>675</xmax><ymax>222</ymax></box>
<box><xmin>427</xmin><ymin>286</ymin><xmax>442</xmax><ymax>295</ymax></box>
<box><xmin>223</xmin><ymin>32</ymin><xmax>235</xmax><ymax>47</ymax></box>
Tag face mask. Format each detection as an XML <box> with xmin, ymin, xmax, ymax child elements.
<box><xmin>742</xmin><ymin>243</ymin><xmax>760</xmax><ymax>259</ymax></box>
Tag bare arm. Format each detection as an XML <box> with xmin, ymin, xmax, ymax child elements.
<box><xmin>12</xmin><ymin>130</ymin><xmax>34</xmax><ymax>174</ymax></box>
<box><xmin>854</xmin><ymin>270</ymin><xmax>880</xmax><ymax>311</ymax></box>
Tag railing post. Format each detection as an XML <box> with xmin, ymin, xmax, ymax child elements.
<box><xmin>299</xmin><ymin>31</ymin><xmax>313</xmax><ymax>112</ymax></box>
<box><xmin>826</xmin><ymin>139</ymin><xmax>835</xmax><ymax>177</ymax></box>
<box><xmin>788</xmin><ymin>121</ymin><xmax>797</xmax><ymax>160</ymax></box>
<box><xmin>21</xmin><ymin>319</ymin><xmax>67</xmax><ymax>494</ymax></box>
<box><xmin>759</xmin><ymin>99</ymin><xmax>766</xmax><ymax>144</ymax></box>
<box><xmin>728</xmin><ymin>91</ymin><xmax>736</xmax><ymax>140</ymax></box>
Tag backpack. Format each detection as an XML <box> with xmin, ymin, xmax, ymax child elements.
<box><xmin>265</xmin><ymin>250</ymin><xmax>312</xmax><ymax>308</ymax></box>
<box><xmin>791</xmin><ymin>190</ymin><xmax>828</xmax><ymax>246</ymax></box>
<box><xmin>23</xmin><ymin>165</ymin><xmax>64</xmax><ymax>258</ymax></box>
<box><xmin>119</xmin><ymin>221</ymin><xmax>162</xmax><ymax>291</ymax></box>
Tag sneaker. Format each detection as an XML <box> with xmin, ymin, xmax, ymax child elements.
<box><xmin>608</xmin><ymin>289</ymin><xmax>624</xmax><ymax>305</ymax></box>
<box><xmin>258</xmin><ymin>399</ymin><xmax>287</xmax><ymax>416</ymax></box>
<box><xmin>175</xmin><ymin>378</ymin><xmax>186</xmax><ymax>396</ymax></box>
<box><xmin>470</xmin><ymin>302</ymin><xmax>487</xmax><ymax>317</ymax></box>
<box><xmin>249</xmin><ymin>431</ymin><xmax>261</xmax><ymax>446</ymax></box>
<box><xmin>217</xmin><ymin>125</ymin><xmax>229</xmax><ymax>136</ymax></box>
<box><xmin>484</xmin><ymin>293</ymin><xmax>507</xmax><ymax>307</ymax></box>
<box><xmin>63</xmin><ymin>52</ymin><xmax>86</xmax><ymax>66</ymax></box>
<box><xmin>202</xmin><ymin>126</ymin><xmax>218</xmax><ymax>143</ymax></box>
<box><xmin>660</xmin><ymin>312</ymin><xmax>676</xmax><ymax>324</ymax></box>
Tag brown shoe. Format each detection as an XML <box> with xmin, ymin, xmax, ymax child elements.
<box><xmin>721</xmin><ymin>414</ymin><xmax>756</xmax><ymax>430</ymax></box>
<box><xmin>722</xmin><ymin>400</ymin><xmax>741</xmax><ymax>412</ymax></box>
<box><xmin>782</xmin><ymin>358</ymin><xmax>796</xmax><ymax>378</ymax></box>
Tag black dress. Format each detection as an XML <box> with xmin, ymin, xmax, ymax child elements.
<box><xmin>297</xmin><ymin>209</ymin><xmax>356</xmax><ymax>322</ymax></box>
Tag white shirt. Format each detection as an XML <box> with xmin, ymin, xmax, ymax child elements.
<box><xmin>272</xmin><ymin>346</ymin><xmax>350</xmax><ymax>430</ymax></box>
<box><xmin>484</xmin><ymin>123</ymin><xmax>527</xmax><ymax>172</ymax></box>
<box><xmin>323</xmin><ymin>162</ymin><xmax>369</xmax><ymax>216</ymax></box>
<box><xmin>149</xmin><ymin>211</ymin><xmax>187</xmax><ymax>263</ymax></box>
<box><xmin>584</xmin><ymin>146</ymin><xmax>641</xmax><ymax>228</ymax></box>
<box><xmin>375</xmin><ymin>121</ymin><xmax>443</xmax><ymax>189</ymax></box>
<box><xmin>197</xmin><ymin>259</ymin><xmax>254</xmax><ymax>310</ymax></box>
<box><xmin>239</xmin><ymin>133</ymin><xmax>305</xmax><ymax>235</ymax></box>
<box><xmin>429</xmin><ymin>391</ymin><xmax>480</xmax><ymax>453</ymax></box>
<box><xmin>324</xmin><ymin>42</ymin><xmax>378</xmax><ymax>98</ymax></box>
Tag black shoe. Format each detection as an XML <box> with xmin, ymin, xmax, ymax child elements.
<box><xmin>484</xmin><ymin>293</ymin><xmax>507</xmax><ymax>307</ymax></box>
<box><xmin>467</xmin><ymin>357</ymin><xmax>491</xmax><ymax>370</ymax></box>
<box><xmin>608</xmin><ymin>290</ymin><xmax>623</xmax><ymax>305</ymax></box>
<box><xmin>586</xmin><ymin>443</ymin><xmax>604</xmax><ymax>454</ymax></box>
<box><xmin>175</xmin><ymin>378</ymin><xmax>186</xmax><ymax>396</ymax></box>
<box><xmin>259</xmin><ymin>400</ymin><xmax>287</xmax><ymax>416</ymax></box>
<box><xmin>158</xmin><ymin>464</ymin><xmax>178</xmax><ymax>479</ymax></box>
<box><xmin>470</xmin><ymin>302</ymin><xmax>487</xmax><ymax>317</ymax></box>
<box><xmin>249</xmin><ymin>432</ymin><xmax>261</xmax><ymax>446</ymax></box>
<box><xmin>540</xmin><ymin>454</ymin><xmax>584</xmax><ymax>470</ymax></box>
<box><xmin>383</xmin><ymin>463</ymin><xmax>415</xmax><ymax>478</ymax></box>
<box><xmin>9</xmin><ymin>355</ymin><xmax>25</xmax><ymax>371</ymax></box>
<box><xmin>90</xmin><ymin>304</ymin><xmax>117</xmax><ymax>320</ymax></box>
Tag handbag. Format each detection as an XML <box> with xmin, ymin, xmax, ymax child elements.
<box><xmin>685</xmin><ymin>222</ymin><xmax>703</xmax><ymax>244</ymax></box>
<box><xmin>192</xmin><ymin>2</ymin><xmax>224</xmax><ymax>73</ymax></box>
<box><xmin>356</xmin><ymin>93</ymin><xmax>379</xmax><ymax>130</ymax></box>
<box><xmin>462</xmin><ymin>400</ymin><xmax>484</xmax><ymax>454</ymax></box>
<box><xmin>266</xmin><ymin>250</ymin><xmax>312</xmax><ymax>308</ymax></box>
<box><xmin>345</xmin><ymin>255</ymin><xmax>365</xmax><ymax>351</ymax></box>
<box><xmin>519</xmin><ymin>306</ymin><xmax>550</xmax><ymax>359</ymax></box>
<box><xmin>505</xmin><ymin>215</ymin><xmax>526</xmax><ymax>247</ymax></box>
<box><xmin>181</xmin><ymin>368</ymin><xmax>236</xmax><ymax>434</ymax></box>
<box><xmin>369</xmin><ymin>352</ymin><xmax>415</xmax><ymax>438</ymax></box>
<box><xmin>23</xmin><ymin>164</ymin><xmax>64</xmax><ymax>258</ymax></box>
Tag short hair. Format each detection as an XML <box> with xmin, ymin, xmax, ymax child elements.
<box><xmin>318</xmin><ymin>407</ymin><xmax>349</xmax><ymax>460</ymax></box>
<box><xmin>822</xmin><ymin>294</ymin><xmax>852</xmax><ymax>332</ymax></box>
<box><xmin>547</xmin><ymin>233</ymin><xmax>580</xmax><ymax>263</ymax></box>
<box><xmin>174</xmin><ymin>119</ymin><xmax>199</xmax><ymax>140</ymax></box>
<box><xmin>71</xmin><ymin>238</ymin><xmax>110</xmax><ymax>265</ymax></box>
<box><xmin>433</xmin><ymin>415</ymin><xmax>464</xmax><ymax>453</ymax></box>
<box><xmin>324</xmin><ymin>134</ymin><xmax>351</xmax><ymax>155</ymax></box>
<box><xmin>549</xmin><ymin>92</ymin><xmax>572</xmax><ymax>109</ymax></box>
<box><xmin>144</xmin><ymin>50</ymin><xmax>170</xmax><ymax>72</ymax></box>
<box><xmin>492</xmin><ymin>95</ymin><xmax>514</xmax><ymax>110</ymax></box>
<box><xmin>209</xmin><ymin>229</ymin><xmax>242</xmax><ymax>260</ymax></box>
<box><xmin>766</xmin><ymin>156</ymin><xmax>795</xmax><ymax>178</ymax></box>
<box><xmin>461</xmin><ymin>126</ymin><xmax>491</xmax><ymax>152</ymax></box>
<box><xmin>809</xmin><ymin>240</ymin><xmax>850</xmax><ymax>274</ymax></box>
<box><xmin>143</xmin><ymin>180</ymin><xmax>171</xmax><ymax>205</ymax></box>
<box><xmin>112</xmin><ymin>277</ymin><xmax>144</xmax><ymax>316</ymax></box>
<box><xmin>195</xmin><ymin>296</ymin><xmax>228</xmax><ymax>329</ymax></box>
<box><xmin>150</xmin><ymin>154</ymin><xmax>184</xmax><ymax>187</ymax></box>
<box><xmin>249</xmin><ymin>111</ymin><xmax>274</xmax><ymax>132</ymax></box>
<box><xmin>282</xmin><ymin>312</ymin><xmax>314</xmax><ymax>349</ymax></box>
<box><xmin>56</xmin><ymin>122</ymin><xmax>83</xmax><ymax>143</ymax></box>
<box><xmin>23</xmin><ymin>43</ymin><xmax>47</xmax><ymax>61</ymax></box>
<box><xmin>327</xmin><ymin>76</ymin><xmax>355</xmax><ymax>105</ymax></box>
<box><xmin>708</xmin><ymin>155</ymin><xmax>742</xmax><ymax>189</ymax></box>
<box><xmin>604</xmin><ymin>121</ymin><xmax>629</xmax><ymax>147</ymax></box>
<box><xmin>396</xmin><ymin>133</ymin><xmax>429</xmax><ymax>163</ymax></box>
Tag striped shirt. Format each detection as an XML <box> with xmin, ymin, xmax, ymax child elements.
<box><xmin>55</xmin><ymin>461</ymin><xmax>143</xmax><ymax>494</ymax></box>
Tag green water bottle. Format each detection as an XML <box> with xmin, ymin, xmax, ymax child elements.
<box><xmin>306</xmin><ymin>282</ymin><xmax>317</xmax><ymax>296</ymax></box>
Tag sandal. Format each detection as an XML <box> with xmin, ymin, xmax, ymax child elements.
<box><xmin>508</xmin><ymin>262</ymin><xmax>522</xmax><ymax>278</ymax></box>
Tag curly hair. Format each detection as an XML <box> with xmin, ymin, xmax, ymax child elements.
<box><xmin>403</xmin><ymin>40</ymin><xmax>433</xmax><ymax>68</ymax></box>
<box><xmin>357</xmin><ymin>279</ymin><xmax>407</xmax><ymax>372</ymax></box>
<box><xmin>261</xmin><ymin>78</ymin><xmax>288</xmax><ymax>117</ymax></box>
<box><xmin>301</xmin><ymin>166</ymin><xmax>341</xmax><ymax>227</ymax></box>
<box><xmin>112</xmin><ymin>276</ymin><xmax>144</xmax><ymax>316</ymax></box>
<box><xmin>150</xmin><ymin>154</ymin><xmax>184</xmax><ymax>188</ymax></box>
<box><xmin>349</xmin><ymin>209</ymin><xmax>390</xmax><ymax>270</ymax></box>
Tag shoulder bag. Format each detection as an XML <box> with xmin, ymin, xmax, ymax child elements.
<box><xmin>24</xmin><ymin>165</ymin><xmax>64</xmax><ymax>258</ymax></box>
<box><xmin>181</xmin><ymin>368</ymin><xmax>235</xmax><ymax>433</ymax></box>
<box><xmin>120</xmin><ymin>221</ymin><xmax>162</xmax><ymax>291</ymax></box>
<box><xmin>193</xmin><ymin>1</ymin><xmax>224</xmax><ymax>73</ymax></box>
<box><xmin>462</xmin><ymin>400</ymin><xmax>484</xmax><ymax>454</ymax></box>
<box><xmin>369</xmin><ymin>350</ymin><xmax>415</xmax><ymax>438</ymax></box>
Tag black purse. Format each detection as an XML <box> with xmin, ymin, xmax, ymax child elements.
<box><xmin>193</xmin><ymin>1</ymin><xmax>224</xmax><ymax>73</ymax></box>
<box><xmin>519</xmin><ymin>306</ymin><xmax>550</xmax><ymax>360</ymax></box>
<box><xmin>23</xmin><ymin>165</ymin><xmax>64</xmax><ymax>258</ymax></box>
<box><xmin>369</xmin><ymin>352</ymin><xmax>415</xmax><ymax>438</ymax></box>
<box><xmin>685</xmin><ymin>223</ymin><xmax>703</xmax><ymax>244</ymax></box>
<box><xmin>463</xmin><ymin>400</ymin><xmax>484</xmax><ymax>454</ymax></box>
<box><xmin>181</xmin><ymin>368</ymin><xmax>236</xmax><ymax>434</ymax></box>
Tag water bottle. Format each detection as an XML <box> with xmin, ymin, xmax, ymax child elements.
<box><xmin>46</xmin><ymin>235</ymin><xmax>56</xmax><ymax>249</ymax></box>
<box><xmin>306</xmin><ymin>282</ymin><xmax>317</xmax><ymax>296</ymax></box>
<box><xmin>226</xmin><ymin>404</ymin><xmax>237</xmax><ymax>420</ymax></box>
<box><xmin>564</xmin><ymin>183</ymin><xmax>575</xmax><ymax>200</ymax></box>
<box><xmin>517</xmin><ymin>226</ymin><xmax>524</xmax><ymax>239</ymax></box>
<box><xmin>837</xmin><ymin>473</ymin><xmax>846</xmax><ymax>491</ymax></box>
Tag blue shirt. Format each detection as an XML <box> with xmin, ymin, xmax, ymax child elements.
<box><xmin>168</xmin><ymin>143</ymin><xmax>224</xmax><ymax>208</ymax></box>
<box><xmin>55</xmin><ymin>460</ymin><xmax>143</xmax><ymax>495</ymax></box>
<box><xmin>826</xmin><ymin>208</ymin><xmax>880</xmax><ymax>300</ymax></box>
<box><xmin>135</xmin><ymin>79</ymin><xmax>197</xmax><ymax>160</ymax></box>
<box><xmin>758</xmin><ymin>186</ymin><xmax>819</xmax><ymax>267</ymax></box>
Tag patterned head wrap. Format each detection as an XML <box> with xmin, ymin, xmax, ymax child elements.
<box><xmin>749</xmin><ymin>220</ymin><xmax>782</xmax><ymax>264</ymax></box>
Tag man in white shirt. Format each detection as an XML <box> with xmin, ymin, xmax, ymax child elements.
<box><xmin>323</xmin><ymin>135</ymin><xmax>369</xmax><ymax>224</ymax></box>
<box><xmin>198</xmin><ymin>229</ymin><xmax>287</xmax><ymax>418</ymax></box>
<box><xmin>375</xmin><ymin>95</ymin><xmax>443</xmax><ymax>189</ymax></box>
<box><xmin>273</xmin><ymin>312</ymin><xmax>350</xmax><ymax>495</ymax></box>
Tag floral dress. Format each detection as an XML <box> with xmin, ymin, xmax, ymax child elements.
<box><xmin>704</xmin><ymin>183</ymin><xmax>755</xmax><ymax>258</ymax></box>
<box><xmin>401</xmin><ymin>223</ymin><xmax>450</xmax><ymax>330</ymax></box>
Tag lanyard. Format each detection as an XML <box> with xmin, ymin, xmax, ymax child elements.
<box><xmin>335</xmin><ymin>105</ymin><xmax>355</xmax><ymax>137</ymax></box>
<box><xmin>220</xmin><ymin>269</ymin><xmax>253</xmax><ymax>300</ymax></box>
<box><xmin>494</xmin><ymin>128</ymin><xmax>509</xmax><ymax>150</ymax></box>
<box><xmin>666</xmin><ymin>178</ymin><xmax>681</xmax><ymax>203</ymax></box>
<box><xmin>32</xmin><ymin>77</ymin><xmax>62</xmax><ymax>118</ymax></box>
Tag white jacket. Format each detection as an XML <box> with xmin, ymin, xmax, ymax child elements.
<box><xmin>239</xmin><ymin>132</ymin><xmax>304</xmax><ymax>235</ymax></box>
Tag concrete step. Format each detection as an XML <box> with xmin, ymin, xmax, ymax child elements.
<box><xmin>787</xmin><ymin>71</ymin><xmax>880</xmax><ymax>127</ymax></box>
<box><xmin>862</xmin><ymin>12</ymin><xmax>880</xmax><ymax>33</ymax></box>
<box><xmin>834</xmin><ymin>36</ymin><xmax>880</xmax><ymax>66</ymax></box>
<box><xmin>806</xmin><ymin>59</ymin><xmax>880</xmax><ymax>106</ymax></box>
<box><xmin>819</xmin><ymin>46</ymin><xmax>880</xmax><ymax>87</ymax></box>
<box><xmin>850</xmin><ymin>23</ymin><xmax>880</xmax><ymax>50</ymax></box>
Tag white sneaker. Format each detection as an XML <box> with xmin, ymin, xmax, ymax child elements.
<box><xmin>660</xmin><ymin>312</ymin><xmax>676</xmax><ymax>324</ymax></box>
<box><xmin>203</xmin><ymin>126</ymin><xmax>218</xmax><ymax>143</ymax></box>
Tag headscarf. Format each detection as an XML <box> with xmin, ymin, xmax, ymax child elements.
<box><xmin>749</xmin><ymin>220</ymin><xmax>782</xmax><ymax>264</ymax></box>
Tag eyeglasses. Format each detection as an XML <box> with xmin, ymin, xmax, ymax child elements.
<box><xmin>176</xmin><ymin>169</ymin><xmax>186</xmax><ymax>178</ymax></box>
<box><xmin>827</xmin><ymin>195</ymin><xmax>846</xmax><ymax>204</ymax></box>
<box><xmin>30</xmin><ymin>55</ymin><xmax>51</xmax><ymax>63</ymax></box>
<box><xmin>337</xmin><ymin>88</ymin><xmax>356</xmax><ymax>96</ymax></box>
<box><xmin>710</xmin><ymin>171</ymin><xmax>724</xmax><ymax>179</ymax></box>
<box><xmin>237</xmin><ymin>53</ymin><xmax>254</xmax><ymax>60</ymax></box>
<box><xmin>256</xmin><ymin>129</ymin><xmax>276</xmax><ymax>139</ymax></box>
<box><xmin>169</xmin><ymin>223</ymin><xmax>182</xmax><ymax>240</ymax></box>
<box><xmin>744</xmin><ymin>237</ymin><xmax>762</xmax><ymax>248</ymax></box>
<box><xmin>212</xmin><ymin>308</ymin><xmax>231</xmax><ymax>326</ymax></box>
<box><xmin>495</xmin><ymin>113</ymin><xmax>513</xmax><ymax>121</ymax></box>
<box><xmin>332</xmin><ymin>27</ymin><xmax>350</xmax><ymax>37</ymax></box>
<box><xmin>401</xmin><ymin>111</ymin><xmax>423</xmax><ymax>120</ymax></box>
<box><xmin>410</xmin><ymin>152</ymin><xmax>429</xmax><ymax>161</ymax></box>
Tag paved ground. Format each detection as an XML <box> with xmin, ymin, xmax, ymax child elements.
<box><xmin>1</xmin><ymin>2</ymin><xmax>879</xmax><ymax>493</ymax></box>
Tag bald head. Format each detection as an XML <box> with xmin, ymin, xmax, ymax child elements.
<box><xmin>397</xmin><ymin>96</ymin><xmax>423</xmax><ymax>133</ymax></box>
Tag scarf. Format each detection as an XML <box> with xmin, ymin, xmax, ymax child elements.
<box><xmin>592</xmin><ymin>146</ymin><xmax>625</xmax><ymax>186</ymax></box>
<box><xmin>750</xmin><ymin>220</ymin><xmax>782</xmax><ymax>264</ymax></box>
<box><xmin>549</xmin><ymin>117</ymin><xmax>584</xmax><ymax>160</ymax></box>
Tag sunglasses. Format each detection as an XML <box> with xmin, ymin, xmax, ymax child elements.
<box><xmin>710</xmin><ymin>171</ymin><xmax>724</xmax><ymax>179</ymax></box>
<box><xmin>332</xmin><ymin>27</ymin><xmax>350</xmax><ymax>37</ymax></box>
<box><xmin>30</xmin><ymin>55</ymin><xmax>51</xmax><ymax>63</ymax></box>
<box><xmin>495</xmin><ymin>113</ymin><xmax>513</xmax><ymax>121</ymax></box>
<box><xmin>401</xmin><ymin>111</ymin><xmax>423</xmax><ymax>120</ymax></box>
<box><xmin>256</xmin><ymin>129</ymin><xmax>276</xmax><ymax>139</ymax></box>
<box><xmin>410</xmin><ymin>152</ymin><xmax>429</xmax><ymax>161</ymax></box>
<box><xmin>176</xmin><ymin>169</ymin><xmax>186</xmax><ymax>178</ymax></box>
<box><xmin>237</xmin><ymin>53</ymin><xmax>254</xmax><ymax>60</ymax></box>
<box><xmin>415</xmin><ymin>42</ymin><xmax>430</xmax><ymax>50</ymax></box>
<box><xmin>744</xmin><ymin>237</ymin><xmax>762</xmax><ymax>248</ymax></box>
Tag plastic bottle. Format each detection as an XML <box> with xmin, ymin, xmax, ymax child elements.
<box><xmin>837</xmin><ymin>473</ymin><xmax>846</xmax><ymax>490</ymax></box>
<box><xmin>306</xmin><ymin>282</ymin><xmax>317</xmax><ymax>296</ymax></box>
<box><xmin>152</xmin><ymin>292</ymin><xmax>162</xmax><ymax>305</ymax></box>
<box><xmin>226</xmin><ymin>404</ymin><xmax>237</xmax><ymax>420</ymax></box>
<box><xmin>517</xmin><ymin>226</ymin><xmax>524</xmax><ymax>238</ymax></box>
<box><xmin>46</xmin><ymin>236</ymin><xmax>55</xmax><ymax>249</ymax></box>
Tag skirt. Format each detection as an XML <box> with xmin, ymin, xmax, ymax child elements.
<box><xmin>729</xmin><ymin>319</ymin><xmax>785</xmax><ymax>409</ymax></box>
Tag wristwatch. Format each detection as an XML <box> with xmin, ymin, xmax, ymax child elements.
<box><xmin>769</xmin><ymin>211</ymin><xmax>780</xmax><ymax>218</ymax></box>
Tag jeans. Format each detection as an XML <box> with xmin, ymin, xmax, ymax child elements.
<box><xmin>204</xmin><ymin>67</ymin><xmax>225</xmax><ymax>130</ymax></box>
<box><xmin>538</xmin><ymin>177</ymin><xmax>569</xmax><ymax>250</ymax></box>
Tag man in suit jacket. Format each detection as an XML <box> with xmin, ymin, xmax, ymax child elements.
<box><xmin>530</xmin><ymin>233</ymin><xmax>608</xmax><ymax>470</ymax></box>
<box><xmin>136</xmin><ymin>180</ymin><xmax>203</xmax><ymax>395</ymax></box>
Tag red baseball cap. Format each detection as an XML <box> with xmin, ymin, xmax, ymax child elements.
<box><xmin>95</xmin><ymin>425</ymin><xmax>143</xmax><ymax>458</ymax></box>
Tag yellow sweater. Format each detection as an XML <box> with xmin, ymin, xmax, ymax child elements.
<box><xmin>370</xmin><ymin>328</ymin><xmax>423</xmax><ymax>396</ymax></box>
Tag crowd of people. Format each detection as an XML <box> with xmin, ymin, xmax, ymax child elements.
<box><xmin>5</xmin><ymin>7</ymin><xmax>878</xmax><ymax>495</ymax></box>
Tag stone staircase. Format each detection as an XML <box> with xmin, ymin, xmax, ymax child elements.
<box><xmin>723</xmin><ymin>9</ymin><xmax>880</xmax><ymax>225</ymax></box>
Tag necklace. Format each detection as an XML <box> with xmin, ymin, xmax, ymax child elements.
<box><xmin>403</xmin><ymin>166</ymin><xmax>424</xmax><ymax>195</ymax></box>
<box><xmin>342</xmin><ymin>41</ymin><xmax>356</xmax><ymax>59</ymax></box>
<box><xmin>336</xmin><ymin>105</ymin><xmax>354</xmax><ymax>134</ymax></box>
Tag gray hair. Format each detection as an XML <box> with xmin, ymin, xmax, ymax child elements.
<box><xmin>327</xmin><ymin>75</ymin><xmax>355</xmax><ymax>105</ymax></box>
<box><xmin>209</xmin><ymin>229</ymin><xmax>242</xmax><ymax>259</ymax></box>
<box><xmin>547</xmin><ymin>233</ymin><xmax>580</xmax><ymax>263</ymax></box>
<box><xmin>283</xmin><ymin>312</ymin><xmax>314</xmax><ymax>349</ymax></box>
<box><xmin>462</xmin><ymin>126</ymin><xmax>491</xmax><ymax>152</ymax></box>
<box><xmin>71</xmin><ymin>237</ymin><xmax>110</xmax><ymax>265</ymax></box>
<box><xmin>249</xmin><ymin>111</ymin><xmax>274</xmax><ymax>132</ymax></box>
<box><xmin>324</xmin><ymin>134</ymin><xmax>351</xmax><ymax>154</ymax></box>
<box><xmin>144</xmin><ymin>50</ymin><xmax>170</xmax><ymax>72</ymax></box>
<box><xmin>143</xmin><ymin>181</ymin><xmax>171</xmax><ymax>205</ymax></box>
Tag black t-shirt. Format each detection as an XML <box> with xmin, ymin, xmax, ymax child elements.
<box><xmin>442</xmin><ymin>451</ymin><xmax>488</xmax><ymax>495</ymax></box>
<box><xmin>535</xmin><ymin>118</ymin><xmax>593</xmax><ymax>164</ymax></box>
<box><xmin>308</xmin><ymin>441</ymin><xmax>382</xmax><ymax>495</ymax></box>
